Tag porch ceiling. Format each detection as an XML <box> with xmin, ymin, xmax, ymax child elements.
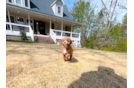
<box><xmin>6</xmin><ymin>6</ymin><xmax>82</xmax><ymax>27</ymax></box>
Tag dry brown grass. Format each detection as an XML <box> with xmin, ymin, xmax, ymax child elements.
<box><xmin>6</xmin><ymin>41</ymin><xmax>127</xmax><ymax>88</ymax></box>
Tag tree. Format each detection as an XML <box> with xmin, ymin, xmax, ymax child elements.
<box><xmin>70</xmin><ymin>0</ymin><xmax>127</xmax><ymax>52</ymax></box>
<box><xmin>105</xmin><ymin>0</ymin><xmax>113</xmax><ymax>29</ymax></box>
<box><xmin>107</xmin><ymin>0</ymin><xmax>118</xmax><ymax>30</ymax></box>
<box><xmin>100</xmin><ymin>0</ymin><xmax>118</xmax><ymax>30</ymax></box>
<box><xmin>71</xmin><ymin>0</ymin><xmax>95</xmax><ymax>46</ymax></box>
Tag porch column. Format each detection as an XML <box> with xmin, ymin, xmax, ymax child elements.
<box><xmin>71</xmin><ymin>25</ymin><xmax>73</xmax><ymax>38</ymax></box>
<box><xmin>28</xmin><ymin>0</ymin><xmax>30</xmax><ymax>8</ymax></box>
<box><xmin>28</xmin><ymin>14</ymin><xmax>34</xmax><ymax>41</ymax></box>
<box><xmin>61</xmin><ymin>21</ymin><xmax>63</xmax><ymax>36</ymax></box>
<box><xmin>8</xmin><ymin>10</ymin><xmax>12</xmax><ymax>31</ymax></box>
<box><xmin>28</xmin><ymin>14</ymin><xmax>30</xmax><ymax>25</ymax></box>
<box><xmin>50</xmin><ymin>19</ymin><xmax>51</xmax><ymax>29</ymax></box>
<box><xmin>49</xmin><ymin>19</ymin><xmax>51</xmax><ymax>35</ymax></box>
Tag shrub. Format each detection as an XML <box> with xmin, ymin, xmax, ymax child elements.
<box><xmin>28</xmin><ymin>37</ymin><xmax>34</xmax><ymax>42</ymax></box>
<box><xmin>20</xmin><ymin>31</ymin><xmax>28</xmax><ymax>41</ymax></box>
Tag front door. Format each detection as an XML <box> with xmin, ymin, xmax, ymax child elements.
<box><xmin>39</xmin><ymin>21</ymin><xmax>45</xmax><ymax>35</ymax></box>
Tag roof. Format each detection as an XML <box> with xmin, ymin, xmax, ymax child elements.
<box><xmin>6</xmin><ymin>0</ymin><xmax>82</xmax><ymax>25</ymax></box>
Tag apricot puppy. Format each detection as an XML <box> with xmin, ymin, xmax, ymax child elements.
<box><xmin>61</xmin><ymin>37</ymin><xmax>73</xmax><ymax>61</ymax></box>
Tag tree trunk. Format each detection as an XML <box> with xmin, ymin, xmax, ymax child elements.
<box><xmin>105</xmin><ymin>0</ymin><xmax>113</xmax><ymax>30</ymax></box>
<box><xmin>107</xmin><ymin>0</ymin><xmax>118</xmax><ymax>29</ymax></box>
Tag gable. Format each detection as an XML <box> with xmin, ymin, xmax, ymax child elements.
<box><xmin>51</xmin><ymin>0</ymin><xmax>65</xmax><ymax>6</ymax></box>
<box><xmin>51</xmin><ymin>0</ymin><xmax>64</xmax><ymax>17</ymax></box>
<box><xmin>56</xmin><ymin>0</ymin><xmax>63</xmax><ymax>6</ymax></box>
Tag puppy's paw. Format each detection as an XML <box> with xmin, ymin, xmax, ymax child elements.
<box><xmin>68</xmin><ymin>56</ymin><xmax>70</xmax><ymax>60</ymax></box>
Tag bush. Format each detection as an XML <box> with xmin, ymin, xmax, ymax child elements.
<box><xmin>116</xmin><ymin>39</ymin><xmax>127</xmax><ymax>52</ymax></box>
<box><xmin>28</xmin><ymin>37</ymin><xmax>34</xmax><ymax>42</ymax></box>
<box><xmin>20</xmin><ymin>31</ymin><xmax>28</xmax><ymax>41</ymax></box>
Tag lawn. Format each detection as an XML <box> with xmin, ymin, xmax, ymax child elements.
<box><xmin>6</xmin><ymin>41</ymin><xmax>127</xmax><ymax>88</ymax></box>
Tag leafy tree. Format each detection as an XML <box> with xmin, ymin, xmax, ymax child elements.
<box><xmin>71</xmin><ymin>1</ymin><xmax>95</xmax><ymax>46</ymax></box>
<box><xmin>70</xmin><ymin>0</ymin><xmax>127</xmax><ymax>52</ymax></box>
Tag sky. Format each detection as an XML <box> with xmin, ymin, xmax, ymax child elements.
<box><xmin>64</xmin><ymin>0</ymin><xmax>127</xmax><ymax>23</ymax></box>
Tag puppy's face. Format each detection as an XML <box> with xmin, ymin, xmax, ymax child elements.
<box><xmin>62</xmin><ymin>37</ymin><xmax>72</xmax><ymax>47</ymax></box>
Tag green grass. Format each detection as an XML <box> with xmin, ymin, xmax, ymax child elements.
<box><xmin>89</xmin><ymin>50</ymin><xmax>93</xmax><ymax>52</ymax></box>
<box><xmin>18</xmin><ymin>66</ymin><xmax>24</xmax><ymax>73</ymax></box>
<box><xmin>37</xmin><ymin>47</ymin><xmax>41</xmax><ymax>49</ymax></box>
<box><xmin>7</xmin><ymin>37</ymin><xmax>34</xmax><ymax>42</ymax></box>
<box><xmin>24</xmin><ymin>51</ymin><xmax>30</xmax><ymax>53</ymax></box>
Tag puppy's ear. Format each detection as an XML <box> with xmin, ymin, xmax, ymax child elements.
<box><xmin>62</xmin><ymin>39</ymin><xmax>64</xmax><ymax>45</ymax></box>
<box><xmin>70</xmin><ymin>40</ymin><xmax>72</xmax><ymax>44</ymax></box>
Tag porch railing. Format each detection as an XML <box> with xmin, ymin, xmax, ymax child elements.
<box><xmin>6</xmin><ymin>22</ymin><xmax>34</xmax><ymax>41</ymax></box>
<box><xmin>52</xmin><ymin>29</ymin><xmax>80</xmax><ymax>38</ymax></box>
<box><xmin>50</xmin><ymin>29</ymin><xmax>81</xmax><ymax>47</ymax></box>
<box><xmin>50</xmin><ymin>29</ymin><xmax>56</xmax><ymax>43</ymax></box>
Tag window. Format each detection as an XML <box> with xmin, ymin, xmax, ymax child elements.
<box><xmin>6</xmin><ymin>15</ymin><xmax>14</xmax><ymax>23</ymax></box>
<box><xmin>6</xmin><ymin>15</ymin><xmax>9</xmax><ymax>22</ymax></box>
<box><xmin>8</xmin><ymin>0</ymin><xmax>12</xmax><ymax>3</ymax></box>
<box><xmin>7</xmin><ymin>0</ymin><xmax>29</xmax><ymax>7</ymax></box>
<box><xmin>12</xmin><ymin>0</ymin><xmax>15</xmax><ymax>3</ymax></box>
<box><xmin>17</xmin><ymin>17</ymin><xmax>24</xmax><ymax>24</ymax></box>
<box><xmin>27</xmin><ymin>19</ymin><xmax>33</xmax><ymax>29</ymax></box>
<box><xmin>65</xmin><ymin>26</ymin><xmax>67</xmax><ymax>31</ymax></box>
<box><xmin>58</xmin><ymin>6</ymin><xmax>61</xmax><ymax>14</ymax></box>
<box><xmin>54</xmin><ymin>24</ymin><xmax>60</xmax><ymax>30</ymax></box>
<box><xmin>10</xmin><ymin>16</ymin><xmax>15</xmax><ymax>23</ymax></box>
<box><xmin>6</xmin><ymin>24</ymin><xmax>10</xmax><ymax>30</ymax></box>
<box><xmin>52</xmin><ymin>24</ymin><xmax>54</xmax><ymax>29</ymax></box>
<box><xmin>16</xmin><ymin>0</ymin><xmax>21</xmax><ymax>4</ymax></box>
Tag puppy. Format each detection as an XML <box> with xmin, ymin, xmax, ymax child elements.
<box><xmin>61</xmin><ymin>37</ymin><xmax>73</xmax><ymax>61</ymax></box>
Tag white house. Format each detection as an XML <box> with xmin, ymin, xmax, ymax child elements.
<box><xmin>6</xmin><ymin>0</ymin><xmax>82</xmax><ymax>47</ymax></box>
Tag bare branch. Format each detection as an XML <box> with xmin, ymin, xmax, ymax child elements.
<box><xmin>100</xmin><ymin>0</ymin><xmax>108</xmax><ymax>12</ymax></box>
<box><xmin>93</xmin><ymin>0</ymin><xmax>99</xmax><ymax>9</ymax></box>
<box><xmin>118</xmin><ymin>5</ymin><xmax>127</xmax><ymax>10</ymax></box>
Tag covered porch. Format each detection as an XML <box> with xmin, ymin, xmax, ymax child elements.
<box><xmin>6</xmin><ymin>7</ymin><xmax>81</xmax><ymax>46</ymax></box>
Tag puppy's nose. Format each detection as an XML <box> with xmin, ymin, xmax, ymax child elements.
<box><xmin>64</xmin><ymin>41</ymin><xmax>67</xmax><ymax>44</ymax></box>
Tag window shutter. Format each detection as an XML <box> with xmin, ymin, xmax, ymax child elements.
<box><xmin>25</xmin><ymin>0</ymin><xmax>28</xmax><ymax>7</ymax></box>
<box><xmin>9</xmin><ymin>0</ymin><xmax>12</xmax><ymax>3</ymax></box>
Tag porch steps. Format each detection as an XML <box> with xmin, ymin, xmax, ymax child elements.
<box><xmin>34</xmin><ymin>36</ymin><xmax>55</xmax><ymax>44</ymax></box>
